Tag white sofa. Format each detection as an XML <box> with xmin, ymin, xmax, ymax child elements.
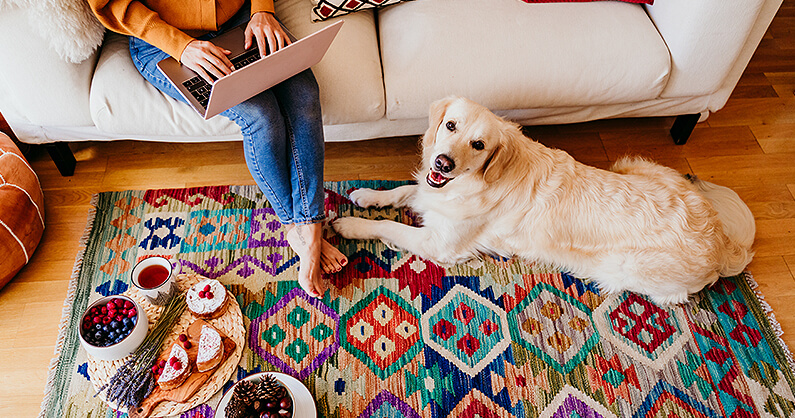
<box><xmin>0</xmin><ymin>0</ymin><xmax>783</xmax><ymax>176</ymax></box>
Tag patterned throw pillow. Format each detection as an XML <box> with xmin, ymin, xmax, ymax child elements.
<box><xmin>311</xmin><ymin>0</ymin><xmax>414</xmax><ymax>22</ymax></box>
<box><xmin>520</xmin><ymin>0</ymin><xmax>653</xmax><ymax>3</ymax></box>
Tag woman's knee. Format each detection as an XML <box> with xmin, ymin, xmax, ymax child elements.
<box><xmin>227</xmin><ymin>94</ymin><xmax>285</xmax><ymax>138</ymax></box>
<box><xmin>280</xmin><ymin>70</ymin><xmax>320</xmax><ymax>106</ymax></box>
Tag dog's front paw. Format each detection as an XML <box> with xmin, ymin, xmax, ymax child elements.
<box><xmin>349</xmin><ymin>188</ymin><xmax>388</xmax><ymax>208</ymax></box>
<box><xmin>333</xmin><ymin>217</ymin><xmax>379</xmax><ymax>240</ymax></box>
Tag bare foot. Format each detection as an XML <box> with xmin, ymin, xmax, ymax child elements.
<box><xmin>320</xmin><ymin>239</ymin><xmax>348</xmax><ymax>274</ymax></box>
<box><xmin>285</xmin><ymin>223</ymin><xmax>325</xmax><ymax>297</ymax></box>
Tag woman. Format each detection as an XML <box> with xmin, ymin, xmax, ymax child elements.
<box><xmin>88</xmin><ymin>0</ymin><xmax>347</xmax><ymax>297</ymax></box>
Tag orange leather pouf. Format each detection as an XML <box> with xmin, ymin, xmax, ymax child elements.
<box><xmin>0</xmin><ymin>133</ymin><xmax>44</xmax><ymax>290</ymax></box>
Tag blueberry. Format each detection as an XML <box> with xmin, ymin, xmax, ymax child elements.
<box><xmin>94</xmin><ymin>331</ymin><xmax>103</xmax><ymax>340</ymax></box>
<box><xmin>111</xmin><ymin>321</ymin><xmax>120</xmax><ymax>329</ymax></box>
<box><xmin>123</xmin><ymin>318</ymin><xmax>132</xmax><ymax>327</ymax></box>
<box><xmin>108</xmin><ymin>331</ymin><xmax>117</xmax><ymax>340</ymax></box>
<box><xmin>102</xmin><ymin>325</ymin><xmax>110</xmax><ymax>333</ymax></box>
<box><xmin>94</xmin><ymin>323</ymin><xmax>102</xmax><ymax>331</ymax></box>
<box><xmin>131</xmin><ymin>317</ymin><xmax>137</xmax><ymax>325</ymax></box>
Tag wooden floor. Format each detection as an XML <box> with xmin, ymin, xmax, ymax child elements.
<box><xmin>2</xmin><ymin>4</ymin><xmax>795</xmax><ymax>416</ymax></box>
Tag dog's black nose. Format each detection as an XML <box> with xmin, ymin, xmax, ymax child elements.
<box><xmin>434</xmin><ymin>154</ymin><xmax>455</xmax><ymax>173</ymax></box>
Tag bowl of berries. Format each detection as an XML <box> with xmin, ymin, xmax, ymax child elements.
<box><xmin>217</xmin><ymin>372</ymin><xmax>315</xmax><ymax>418</ymax></box>
<box><xmin>79</xmin><ymin>295</ymin><xmax>148</xmax><ymax>361</ymax></box>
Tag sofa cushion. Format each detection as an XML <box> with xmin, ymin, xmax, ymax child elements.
<box><xmin>311</xmin><ymin>0</ymin><xmax>412</xmax><ymax>21</ymax></box>
<box><xmin>89</xmin><ymin>0</ymin><xmax>384</xmax><ymax>137</ymax></box>
<box><xmin>379</xmin><ymin>0</ymin><xmax>670</xmax><ymax>120</ymax></box>
<box><xmin>0</xmin><ymin>6</ymin><xmax>97</xmax><ymax>127</ymax></box>
<box><xmin>521</xmin><ymin>0</ymin><xmax>653</xmax><ymax>4</ymax></box>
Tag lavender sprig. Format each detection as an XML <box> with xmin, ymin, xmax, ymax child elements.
<box><xmin>96</xmin><ymin>293</ymin><xmax>187</xmax><ymax>409</ymax></box>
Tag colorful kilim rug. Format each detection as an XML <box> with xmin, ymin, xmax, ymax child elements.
<box><xmin>43</xmin><ymin>182</ymin><xmax>795</xmax><ymax>418</ymax></box>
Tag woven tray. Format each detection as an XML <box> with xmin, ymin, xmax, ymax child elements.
<box><xmin>88</xmin><ymin>273</ymin><xmax>246</xmax><ymax>417</ymax></box>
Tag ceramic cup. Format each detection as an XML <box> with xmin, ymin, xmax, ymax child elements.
<box><xmin>131</xmin><ymin>256</ymin><xmax>181</xmax><ymax>305</ymax></box>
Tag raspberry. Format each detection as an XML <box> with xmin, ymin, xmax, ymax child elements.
<box><xmin>178</xmin><ymin>334</ymin><xmax>187</xmax><ymax>342</ymax></box>
<box><xmin>124</xmin><ymin>301</ymin><xmax>133</xmax><ymax>309</ymax></box>
<box><xmin>127</xmin><ymin>310</ymin><xmax>137</xmax><ymax>318</ymax></box>
<box><xmin>173</xmin><ymin>361</ymin><xmax>182</xmax><ymax>370</ymax></box>
<box><xmin>198</xmin><ymin>291</ymin><xmax>206</xmax><ymax>298</ymax></box>
<box><xmin>159</xmin><ymin>359</ymin><xmax>166</xmax><ymax>368</ymax></box>
<box><xmin>93</xmin><ymin>316</ymin><xmax>101</xmax><ymax>324</ymax></box>
<box><xmin>183</xmin><ymin>341</ymin><xmax>192</xmax><ymax>349</ymax></box>
<box><xmin>206</xmin><ymin>292</ymin><xmax>214</xmax><ymax>299</ymax></box>
<box><xmin>203</xmin><ymin>284</ymin><xmax>211</xmax><ymax>292</ymax></box>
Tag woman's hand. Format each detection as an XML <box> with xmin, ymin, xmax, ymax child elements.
<box><xmin>245</xmin><ymin>11</ymin><xmax>292</xmax><ymax>57</ymax></box>
<box><xmin>180</xmin><ymin>40</ymin><xmax>235</xmax><ymax>84</ymax></box>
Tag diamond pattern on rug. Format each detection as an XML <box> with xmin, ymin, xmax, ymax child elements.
<box><xmin>422</xmin><ymin>284</ymin><xmax>510</xmax><ymax>377</ymax></box>
<box><xmin>593</xmin><ymin>292</ymin><xmax>690</xmax><ymax>370</ymax></box>
<box><xmin>43</xmin><ymin>182</ymin><xmax>795</xmax><ymax>418</ymax></box>
<box><xmin>509</xmin><ymin>282</ymin><xmax>598</xmax><ymax>374</ymax></box>
<box><xmin>340</xmin><ymin>287</ymin><xmax>421</xmax><ymax>379</ymax></box>
<box><xmin>250</xmin><ymin>288</ymin><xmax>339</xmax><ymax>379</ymax></box>
<box><xmin>539</xmin><ymin>385</ymin><xmax>618</xmax><ymax>418</ymax></box>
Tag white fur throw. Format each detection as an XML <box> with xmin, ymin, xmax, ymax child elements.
<box><xmin>0</xmin><ymin>0</ymin><xmax>105</xmax><ymax>63</ymax></box>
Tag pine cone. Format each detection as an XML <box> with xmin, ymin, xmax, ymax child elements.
<box><xmin>233</xmin><ymin>379</ymin><xmax>258</xmax><ymax>405</ymax></box>
<box><xmin>224</xmin><ymin>396</ymin><xmax>249</xmax><ymax>418</ymax></box>
<box><xmin>255</xmin><ymin>375</ymin><xmax>283</xmax><ymax>402</ymax></box>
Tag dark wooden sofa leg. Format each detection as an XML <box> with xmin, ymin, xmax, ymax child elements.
<box><xmin>670</xmin><ymin>114</ymin><xmax>700</xmax><ymax>145</ymax></box>
<box><xmin>46</xmin><ymin>142</ymin><xmax>76</xmax><ymax>176</ymax></box>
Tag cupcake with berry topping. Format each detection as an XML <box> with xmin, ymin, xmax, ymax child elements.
<box><xmin>186</xmin><ymin>278</ymin><xmax>229</xmax><ymax>319</ymax></box>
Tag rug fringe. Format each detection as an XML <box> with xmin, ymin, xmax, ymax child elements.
<box><xmin>39</xmin><ymin>193</ymin><xmax>99</xmax><ymax>418</ymax></box>
<box><xmin>743</xmin><ymin>270</ymin><xmax>795</xmax><ymax>373</ymax></box>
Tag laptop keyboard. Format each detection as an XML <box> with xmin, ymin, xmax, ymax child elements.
<box><xmin>182</xmin><ymin>46</ymin><xmax>262</xmax><ymax>109</ymax></box>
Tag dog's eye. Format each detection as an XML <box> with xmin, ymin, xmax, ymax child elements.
<box><xmin>471</xmin><ymin>140</ymin><xmax>485</xmax><ymax>151</ymax></box>
<box><xmin>445</xmin><ymin>121</ymin><xmax>456</xmax><ymax>132</ymax></box>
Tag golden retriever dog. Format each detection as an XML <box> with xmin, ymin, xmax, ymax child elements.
<box><xmin>333</xmin><ymin>97</ymin><xmax>755</xmax><ymax>305</ymax></box>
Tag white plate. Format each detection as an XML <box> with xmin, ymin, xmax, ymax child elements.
<box><xmin>215</xmin><ymin>372</ymin><xmax>316</xmax><ymax>417</ymax></box>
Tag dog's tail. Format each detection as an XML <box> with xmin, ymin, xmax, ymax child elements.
<box><xmin>688</xmin><ymin>175</ymin><xmax>755</xmax><ymax>276</ymax></box>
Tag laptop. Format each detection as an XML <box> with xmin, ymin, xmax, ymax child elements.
<box><xmin>157</xmin><ymin>20</ymin><xmax>343</xmax><ymax>119</ymax></box>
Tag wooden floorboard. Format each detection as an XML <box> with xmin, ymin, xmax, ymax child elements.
<box><xmin>1</xmin><ymin>2</ymin><xmax>794</xmax><ymax>415</ymax></box>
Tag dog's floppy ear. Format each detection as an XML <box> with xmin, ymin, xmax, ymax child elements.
<box><xmin>482</xmin><ymin>122</ymin><xmax>519</xmax><ymax>183</ymax></box>
<box><xmin>422</xmin><ymin>96</ymin><xmax>457</xmax><ymax>148</ymax></box>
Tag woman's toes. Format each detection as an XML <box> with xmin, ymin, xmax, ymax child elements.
<box><xmin>320</xmin><ymin>239</ymin><xmax>347</xmax><ymax>273</ymax></box>
<box><xmin>299</xmin><ymin>270</ymin><xmax>326</xmax><ymax>297</ymax></box>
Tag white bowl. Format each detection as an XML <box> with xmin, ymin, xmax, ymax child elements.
<box><xmin>216</xmin><ymin>372</ymin><xmax>316</xmax><ymax>418</ymax></box>
<box><xmin>78</xmin><ymin>295</ymin><xmax>148</xmax><ymax>361</ymax></box>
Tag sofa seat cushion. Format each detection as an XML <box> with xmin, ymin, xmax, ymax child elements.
<box><xmin>89</xmin><ymin>0</ymin><xmax>384</xmax><ymax>138</ymax></box>
<box><xmin>379</xmin><ymin>0</ymin><xmax>671</xmax><ymax>120</ymax></box>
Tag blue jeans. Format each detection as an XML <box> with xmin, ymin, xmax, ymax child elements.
<box><xmin>128</xmin><ymin>19</ymin><xmax>326</xmax><ymax>225</ymax></box>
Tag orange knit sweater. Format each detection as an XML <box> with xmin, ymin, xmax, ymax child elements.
<box><xmin>88</xmin><ymin>0</ymin><xmax>275</xmax><ymax>60</ymax></box>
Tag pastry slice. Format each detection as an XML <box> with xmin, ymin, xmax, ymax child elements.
<box><xmin>196</xmin><ymin>324</ymin><xmax>224</xmax><ymax>372</ymax></box>
<box><xmin>157</xmin><ymin>343</ymin><xmax>191</xmax><ymax>390</ymax></box>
